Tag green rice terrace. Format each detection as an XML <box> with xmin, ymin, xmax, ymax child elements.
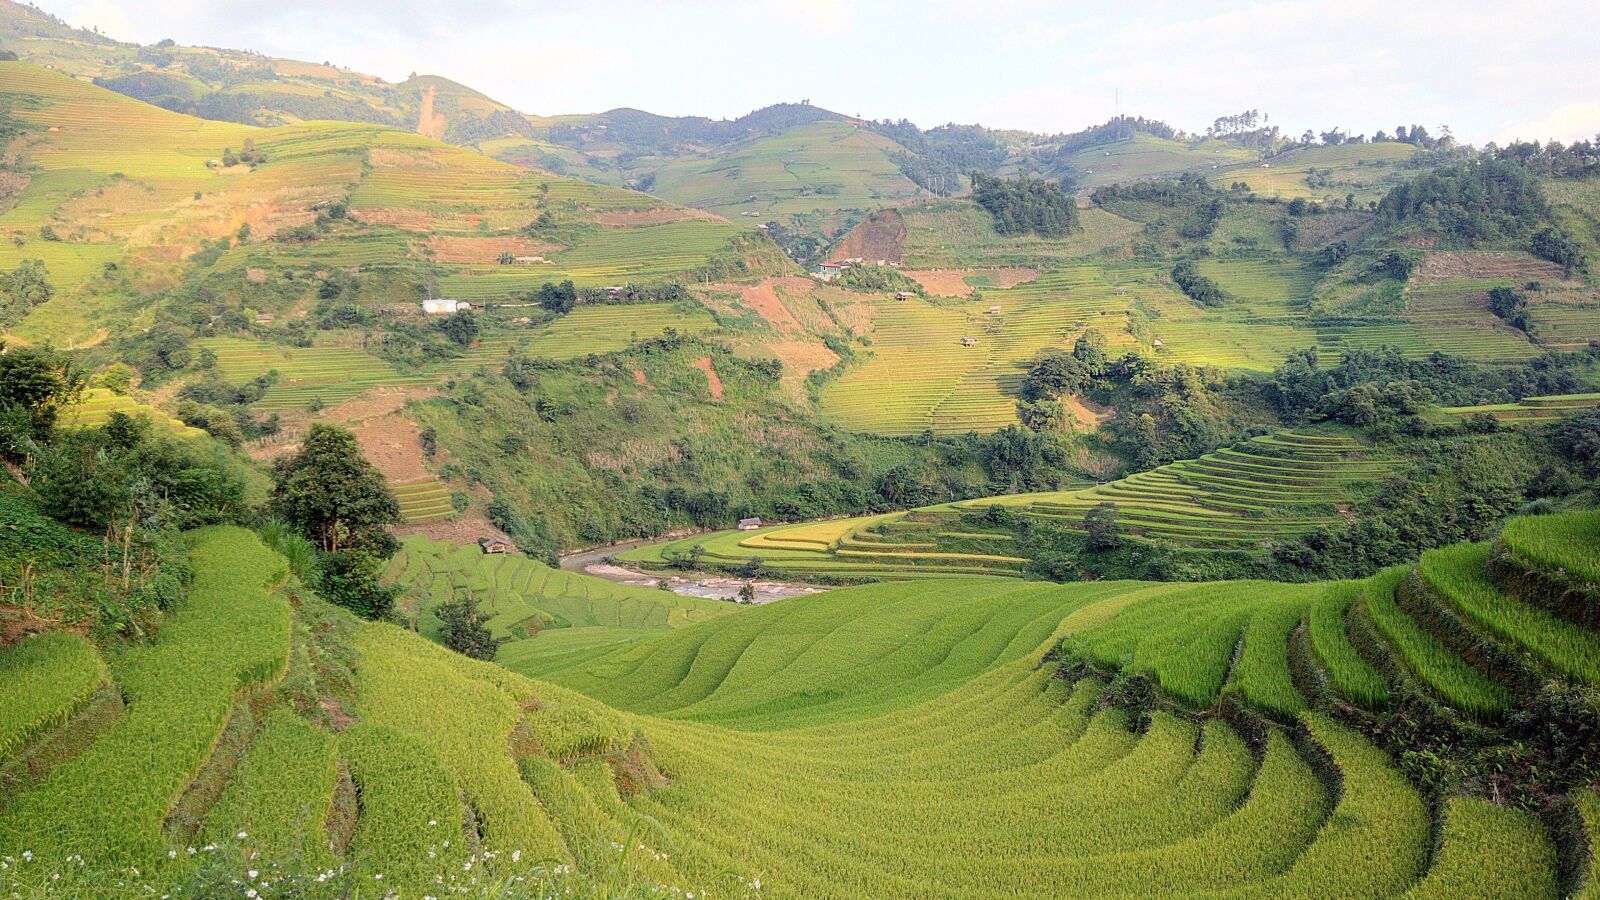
<box><xmin>621</xmin><ymin>429</ymin><xmax>1396</xmax><ymax>579</ymax></box>
<box><xmin>6</xmin><ymin>511</ymin><xmax>1600</xmax><ymax>896</ymax></box>
<box><xmin>817</xmin><ymin>251</ymin><xmax>1548</xmax><ymax>436</ymax></box>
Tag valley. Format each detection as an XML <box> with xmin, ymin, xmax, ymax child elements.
<box><xmin>1</xmin><ymin>2</ymin><xmax>1599</xmax><ymax>897</ymax></box>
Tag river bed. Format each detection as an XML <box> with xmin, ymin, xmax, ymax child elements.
<box><xmin>559</xmin><ymin>538</ymin><xmax>828</xmax><ymax>604</ymax></box>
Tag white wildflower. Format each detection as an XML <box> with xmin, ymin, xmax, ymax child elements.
<box><xmin>245</xmin><ymin>891</ymin><xmax>257</xmax><ymax>899</ymax></box>
<box><xmin>236</xmin><ymin>832</ymin><xmax>248</xmax><ymax>840</ymax></box>
<box><xmin>511</xmin><ymin>850</ymin><xmax>521</xmax><ymax>863</ymax></box>
<box><xmin>248</xmin><ymin>870</ymin><xmax>258</xmax><ymax>880</ymax></box>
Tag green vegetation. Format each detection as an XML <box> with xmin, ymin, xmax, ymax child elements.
<box><xmin>970</xmin><ymin>172</ymin><xmax>1079</xmax><ymax>237</ymax></box>
<box><xmin>0</xmin><ymin>632</ymin><xmax>107</xmax><ymax>760</ymax></box>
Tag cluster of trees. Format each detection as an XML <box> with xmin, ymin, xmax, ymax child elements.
<box><xmin>832</xmin><ymin>265</ymin><xmax>924</xmax><ymax>295</ymax></box>
<box><xmin>1205</xmin><ymin>109</ymin><xmax>1280</xmax><ymax>148</ymax></box>
<box><xmin>1377</xmin><ymin>159</ymin><xmax>1548</xmax><ymax>245</ymax></box>
<box><xmin>1093</xmin><ymin>174</ymin><xmax>1225</xmax><ymax>240</ymax></box>
<box><xmin>970</xmin><ymin>172</ymin><xmax>1079</xmax><ymax>237</ymax></box>
<box><xmin>1492</xmin><ymin>139</ymin><xmax>1600</xmax><ymax>179</ymax></box>
<box><xmin>872</xmin><ymin>120</ymin><xmax>1007</xmax><ymax>196</ymax></box>
<box><xmin>0</xmin><ymin>259</ymin><xmax>53</xmax><ymax>327</ymax></box>
<box><xmin>269</xmin><ymin>423</ymin><xmax>402</xmax><ymax>618</ymax></box>
<box><xmin>1170</xmin><ymin>259</ymin><xmax>1228</xmax><ymax>307</ymax></box>
<box><xmin>1271</xmin><ymin>345</ymin><xmax>1600</xmax><ymax>423</ymax></box>
<box><xmin>219</xmin><ymin>138</ymin><xmax>266</xmax><ymax>167</ymax></box>
<box><xmin>1487</xmin><ymin>286</ymin><xmax>1531</xmax><ymax>332</ymax></box>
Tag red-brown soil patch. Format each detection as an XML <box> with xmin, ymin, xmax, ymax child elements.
<box><xmin>633</xmin><ymin>369</ymin><xmax>648</xmax><ymax>386</ymax></box>
<box><xmin>1063</xmin><ymin>395</ymin><xmax>1114</xmax><ymax>430</ymax></box>
<box><xmin>718</xmin><ymin>277</ymin><xmax>812</xmax><ymax>332</ymax></box>
<box><xmin>394</xmin><ymin>513</ymin><xmax>509</xmax><ymax>545</ymax></box>
<box><xmin>415</xmin><ymin>87</ymin><xmax>446</xmax><ymax>142</ymax></box>
<box><xmin>830</xmin><ymin>209</ymin><xmax>906</xmax><ymax>263</ymax></box>
<box><xmin>903</xmin><ymin>267</ymin><xmax>1038</xmax><ymax>297</ymax></box>
<box><xmin>692</xmin><ymin>356</ymin><xmax>724</xmax><ymax>400</ymax></box>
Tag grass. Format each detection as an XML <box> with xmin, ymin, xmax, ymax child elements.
<box><xmin>57</xmin><ymin>388</ymin><xmax>206</xmax><ymax>437</ymax></box>
<box><xmin>1363</xmin><ymin>566</ymin><xmax>1510</xmax><ymax>718</ymax></box>
<box><xmin>0</xmin><ymin>632</ymin><xmax>107</xmax><ymax>760</ymax></box>
<box><xmin>1308</xmin><ymin>581</ymin><xmax>1390</xmax><ymax>709</ymax></box>
<box><xmin>198</xmin><ymin>709</ymin><xmax>337</xmax><ymax>872</ymax></box>
<box><xmin>1420</xmin><ymin>542</ymin><xmax>1600</xmax><ymax>686</ymax></box>
<box><xmin>384</xmin><ymin>535</ymin><xmax>729</xmax><ymax>674</ymax></box>
<box><xmin>1499</xmin><ymin>508</ymin><xmax>1600</xmax><ymax>592</ymax></box>
<box><xmin>0</xmin><ymin>526</ymin><xmax>290</xmax><ymax>868</ymax></box>
<box><xmin>1404</xmin><ymin>796</ymin><xmax>1559</xmax><ymax>899</ymax></box>
<box><xmin>5</xmin><ymin>512</ymin><xmax>1597</xmax><ymax>894</ymax></box>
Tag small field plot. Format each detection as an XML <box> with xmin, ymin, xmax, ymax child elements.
<box><xmin>57</xmin><ymin>388</ymin><xmax>205</xmax><ymax>437</ymax></box>
<box><xmin>384</xmin><ymin>535</ymin><xmax>729</xmax><ymax>676</ymax></box>
<box><xmin>197</xmin><ymin>336</ymin><xmax>430</xmax><ymax>410</ymax></box>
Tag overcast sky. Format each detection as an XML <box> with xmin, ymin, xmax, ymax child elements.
<box><xmin>51</xmin><ymin>0</ymin><xmax>1600</xmax><ymax>145</ymax></box>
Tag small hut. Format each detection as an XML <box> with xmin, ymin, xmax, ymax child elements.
<box><xmin>737</xmin><ymin>517</ymin><xmax>764</xmax><ymax>531</ymax></box>
<box><xmin>961</xmin><ymin>337</ymin><xmax>977</xmax><ymax>347</ymax></box>
<box><xmin>478</xmin><ymin>537</ymin><xmax>515</xmax><ymax>555</ymax></box>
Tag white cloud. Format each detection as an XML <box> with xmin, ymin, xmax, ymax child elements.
<box><xmin>1497</xmin><ymin>103</ymin><xmax>1600</xmax><ymax>145</ymax></box>
<box><xmin>42</xmin><ymin>0</ymin><xmax>1600</xmax><ymax>142</ymax></box>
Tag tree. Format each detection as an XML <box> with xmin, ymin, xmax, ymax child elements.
<box><xmin>737</xmin><ymin>582</ymin><xmax>757</xmax><ymax>604</ymax></box>
<box><xmin>315</xmin><ymin>549</ymin><xmax>400</xmax><ymax>620</ymax></box>
<box><xmin>535</xmin><ymin>280</ymin><xmax>578</xmax><ymax>314</ymax></box>
<box><xmin>436</xmin><ymin>593</ymin><xmax>501</xmax><ymax>660</ymax></box>
<box><xmin>0</xmin><ymin>342</ymin><xmax>84</xmax><ymax>461</ymax></box>
<box><xmin>0</xmin><ymin>259</ymin><xmax>53</xmax><ymax>323</ymax></box>
<box><xmin>1084</xmin><ymin>502</ymin><xmax>1121</xmax><ymax>552</ymax></box>
<box><xmin>438</xmin><ymin>311</ymin><xmax>479</xmax><ymax>346</ymax></box>
<box><xmin>270</xmin><ymin>424</ymin><xmax>400</xmax><ymax>553</ymax></box>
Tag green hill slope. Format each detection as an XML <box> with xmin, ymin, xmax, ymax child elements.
<box><xmin>0</xmin><ymin>62</ymin><xmax>737</xmax><ymax>348</ymax></box>
<box><xmin>4</xmin><ymin>512</ymin><xmax>1599</xmax><ymax>896</ymax></box>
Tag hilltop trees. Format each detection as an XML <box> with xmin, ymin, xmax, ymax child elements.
<box><xmin>1377</xmin><ymin>159</ymin><xmax>1547</xmax><ymax>244</ymax></box>
<box><xmin>971</xmin><ymin>172</ymin><xmax>1079</xmax><ymax>237</ymax></box>
<box><xmin>1170</xmin><ymin>259</ymin><xmax>1228</xmax><ymax>307</ymax></box>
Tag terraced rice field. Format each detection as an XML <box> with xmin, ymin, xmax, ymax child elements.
<box><xmin>197</xmin><ymin>336</ymin><xmax>431</xmax><ymax>410</ymax></box>
<box><xmin>1527</xmin><ymin>304</ymin><xmax>1600</xmax><ymax>350</ymax></box>
<box><xmin>438</xmin><ymin>220</ymin><xmax>741</xmax><ymax>295</ymax></box>
<box><xmin>390</xmin><ymin>477</ymin><xmax>453</xmax><ymax>524</ymax></box>
<box><xmin>518</xmin><ymin>303</ymin><xmax>718</xmax><ymax>358</ymax></box>
<box><xmin>1441</xmin><ymin>392</ymin><xmax>1600</xmax><ymax>424</ymax></box>
<box><xmin>1315</xmin><ymin>321</ymin><xmax>1541</xmax><ymax>363</ymax></box>
<box><xmin>6</xmin><ymin>514</ymin><xmax>1597</xmax><ymax>896</ymax></box>
<box><xmin>821</xmin><ymin>266</ymin><xmax>1144</xmax><ymax>434</ymax></box>
<box><xmin>383</xmin><ymin>535</ymin><xmax>729</xmax><ymax>676</ymax></box>
<box><xmin>620</xmin><ymin>512</ymin><xmax>1030</xmax><ymax>581</ymax></box>
<box><xmin>56</xmin><ymin>388</ymin><xmax>206</xmax><ymax>437</ymax></box>
<box><xmin>1209</xmin><ymin>141</ymin><xmax>1421</xmax><ymax>203</ymax></box>
<box><xmin>957</xmin><ymin>430</ymin><xmax>1393</xmax><ymax>550</ymax></box>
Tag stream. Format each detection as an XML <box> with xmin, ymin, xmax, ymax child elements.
<box><xmin>558</xmin><ymin>537</ymin><xmax>828</xmax><ymax>604</ymax></box>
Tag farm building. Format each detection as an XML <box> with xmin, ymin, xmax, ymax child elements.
<box><xmin>478</xmin><ymin>537</ymin><xmax>515</xmax><ymax>555</ymax></box>
<box><xmin>896</xmin><ymin>291</ymin><xmax>916</xmax><ymax>301</ymax></box>
<box><xmin>812</xmin><ymin>262</ymin><xmax>846</xmax><ymax>281</ymax></box>
<box><xmin>961</xmin><ymin>337</ymin><xmax>977</xmax><ymax>347</ymax></box>
<box><xmin>737</xmin><ymin>517</ymin><xmax>763</xmax><ymax>531</ymax></box>
<box><xmin>512</xmin><ymin>256</ymin><xmax>546</xmax><ymax>264</ymax></box>
<box><xmin>423</xmin><ymin>298</ymin><xmax>471</xmax><ymax>315</ymax></box>
<box><xmin>988</xmin><ymin>305</ymin><xmax>1002</xmax><ymax>314</ymax></box>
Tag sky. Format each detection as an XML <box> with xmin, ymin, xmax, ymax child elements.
<box><xmin>52</xmin><ymin>0</ymin><xmax>1600</xmax><ymax>145</ymax></box>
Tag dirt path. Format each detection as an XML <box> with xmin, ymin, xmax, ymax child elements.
<box><xmin>693</xmin><ymin>356</ymin><xmax>724</xmax><ymax>400</ymax></box>
<box><xmin>416</xmin><ymin>86</ymin><xmax>446</xmax><ymax>141</ymax></box>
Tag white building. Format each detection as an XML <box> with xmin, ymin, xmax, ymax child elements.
<box><xmin>422</xmin><ymin>298</ymin><xmax>470</xmax><ymax>315</ymax></box>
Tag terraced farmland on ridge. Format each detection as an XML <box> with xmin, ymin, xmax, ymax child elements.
<box><xmin>6</xmin><ymin>510</ymin><xmax>1599</xmax><ymax>896</ymax></box>
<box><xmin>195</xmin><ymin>301</ymin><xmax>719</xmax><ymax>410</ymax></box>
<box><xmin>958</xmin><ymin>430</ymin><xmax>1395</xmax><ymax>549</ymax></box>
<box><xmin>619</xmin><ymin>430</ymin><xmax>1393</xmax><ymax>579</ymax></box>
